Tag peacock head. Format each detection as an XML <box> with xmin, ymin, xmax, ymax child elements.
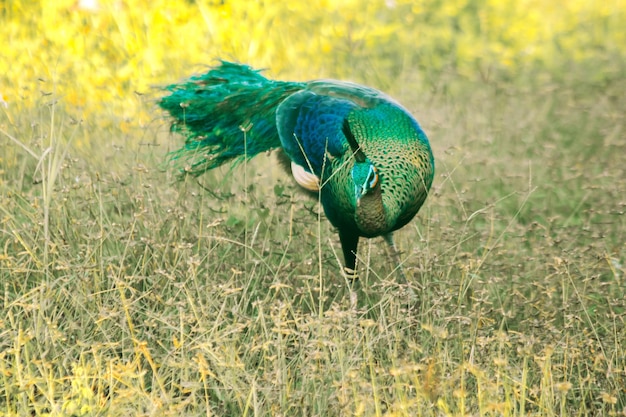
<box><xmin>352</xmin><ymin>161</ymin><xmax>379</xmax><ymax>201</ymax></box>
<box><xmin>342</xmin><ymin>118</ymin><xmax>380</xmax><ymax>203</ymax></box>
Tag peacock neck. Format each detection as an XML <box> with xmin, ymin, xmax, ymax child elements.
<box><xmin>355</xmin><ymin>185</ymin><xmax>390</xmax><ymax>236</ymax></box>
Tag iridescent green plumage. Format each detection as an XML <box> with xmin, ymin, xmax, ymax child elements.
<box><xmin>160</xmin><ymin>61</ymin><xmax>435</xmax><ymax>280</ymax></box>
<box><xmin>160</xmin><ymin>61</ymin><xmax>304</xmax><ymax>174</ymax></box>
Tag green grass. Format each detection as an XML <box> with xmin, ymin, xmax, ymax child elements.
<box><xmin>1</xmin><ymin>66</ymin><xmax>625</xmax><ymax>416</ymax></box>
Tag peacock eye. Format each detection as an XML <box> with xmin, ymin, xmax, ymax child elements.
<box><xmin>368</xmin><ymin>166</ymin><xmax>379</xmax><ymax>189</ymax></box>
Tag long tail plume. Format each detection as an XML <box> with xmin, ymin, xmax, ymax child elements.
<box><xmin>159</xmin><ymin>61</ymin><xmax>304</xmax><ymax>176</ymax></box>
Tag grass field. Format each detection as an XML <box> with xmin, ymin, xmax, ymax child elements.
<box><xmin>1</xmin><ymin>1</ymin><xmax>626</xmax><ymax>416</ymax></box>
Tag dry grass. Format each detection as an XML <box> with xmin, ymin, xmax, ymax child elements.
<box><xmin>2</xmin><ymin>2</ymin><xmax>626</xmax><ymax>415</ymax></box>
<box><xmin>1</xmin><ymin>65</ymin><xmax>625</xmax><ymax>416</ymax></box>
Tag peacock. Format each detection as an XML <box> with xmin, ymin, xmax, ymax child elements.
<box><xmin>159</xmin><ymin>61</ymin><xmax>434</xmax><ymax>281</ymax></box>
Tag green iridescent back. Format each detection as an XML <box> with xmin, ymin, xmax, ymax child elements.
<box><xmin>318</xmin><ymin>101</ymin><xmax>434</xmax><ymax>239</ymax></box>
<box><xmin>349</xmin><ymin>103</ymin><xmax>434</xmax><ymax>230</ymax></box>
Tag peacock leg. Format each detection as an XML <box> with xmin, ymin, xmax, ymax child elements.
<box><xmin>383</xmin><ymin>233</ymin><xmax>408</xmax><ymax>284</ymax></box>
<box><xmin>338</xmin><ymin>229</ymin><xmax>359</xmax><ymax>280</ymax></box>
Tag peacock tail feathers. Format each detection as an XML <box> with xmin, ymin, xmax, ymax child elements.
<box><xmin>159</xmin><ymin>61</ymin><xmax>305</xmax><ymax>176</ymax></box>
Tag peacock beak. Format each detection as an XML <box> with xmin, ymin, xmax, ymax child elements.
<box><xmin>355</xmin><ymin>184</ymin><xmax>368</xmax><ymax>202</ymax></box>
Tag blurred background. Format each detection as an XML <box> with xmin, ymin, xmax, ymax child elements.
<box><xmin>2</xmin><ymin>0</ymin><xmax>624</xmax><ymax>120</ymax></box>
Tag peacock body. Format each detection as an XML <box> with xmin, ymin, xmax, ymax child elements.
<box><xmin>160</xmin><ymin>61</ymin><xmax>434</xmax><ymax>279</ymax></box>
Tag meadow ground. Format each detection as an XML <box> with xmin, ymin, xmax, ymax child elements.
<box><xmin>1</xmin><ymin>1</ymin><xmax>626</xmax><ymax>416</ymax></box>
